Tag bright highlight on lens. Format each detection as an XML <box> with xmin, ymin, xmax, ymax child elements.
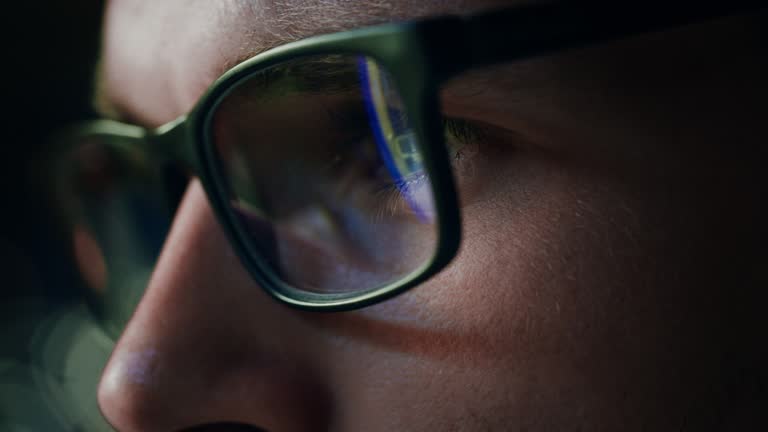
<box><xmin>359</xmin><ymin>57</ymin><xmax>433</xmax><ymax>220</ymax></box>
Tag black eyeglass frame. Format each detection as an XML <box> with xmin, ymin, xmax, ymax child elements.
<box><xmin>57</xmin><ymin>1</ymin><xmax>765</xmax><ymax>312</ymax></box>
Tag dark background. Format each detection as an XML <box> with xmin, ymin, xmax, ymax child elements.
<box><xmin>1</xmin><ymin>1</ymin><xmax>104</xmax><ymax>300</ymax></box>
<box><xmin>1</xmin><ymin>1</ymin><xmax>110</xmax><ymax>430</ymax></box>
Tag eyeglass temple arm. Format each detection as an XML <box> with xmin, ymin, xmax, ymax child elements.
<box><xmin>456</xmin><ymin>1</ymin><xmax>766</xmax><ymax>69</ymax></box>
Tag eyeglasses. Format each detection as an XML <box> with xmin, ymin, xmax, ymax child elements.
<box><xmin>53</xmin><ymin>1</ymin><xmax>764</xmax><ymax>335</ymax></box>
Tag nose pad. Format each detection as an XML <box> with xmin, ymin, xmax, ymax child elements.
<box><xmin>97</xmin><ymin>180</ymin><xmax>331</xmax><ymax>432</ymax></box>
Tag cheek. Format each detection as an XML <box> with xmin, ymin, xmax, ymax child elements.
<box><xmin>331</xmin><ymin>145</ymin><xmax>666</xmax><ymax>365</ymax></box>
<box><xmin>320</xmin><ymin>148</ymin><xmax>725</xmax><ymax>427</ymax></box>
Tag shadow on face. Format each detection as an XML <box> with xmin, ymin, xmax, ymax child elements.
<box><xmin>87</xmin><ymin>1</ymin><xmax>768</xmax><ymax>430</ymax></box>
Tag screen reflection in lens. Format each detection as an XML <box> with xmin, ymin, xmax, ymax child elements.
<box><xmin>210</xmin><ymin>54</ymin><xmax>439</xmax><ymax>295</ymax></box>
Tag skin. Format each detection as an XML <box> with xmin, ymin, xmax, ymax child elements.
<box><xmin>95</xmin><ymin>0</ymin><xmax>766</xmax><ymax>430</ymax></box>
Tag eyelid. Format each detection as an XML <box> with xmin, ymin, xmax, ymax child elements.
<box><xmin>324</xmin><ymin>104</ymin><xmax>489</xmax><ymax>160</ymax></box>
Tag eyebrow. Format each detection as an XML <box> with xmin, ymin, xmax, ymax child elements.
<box><xmin>93</xmin><ymin>50</ymin><xmax>524</xmax><ymax>132</ymax></box>
<box><xmin>94</xmin><ymin>0</ymin><xmax>764</xmax><ymax>124</ymax></box>
<box><xmin>90</xmin><ymin>29</ymin><xmax>522</xmax><ymax>124</ymax></box>
<box><xmin>91</xmin><ymin>0</ymin><xmax>531</xmax><ymax>121</ymax></box>
<box><xmin>246</xmin><ymin>56</ymin><xmax>366</xmax><ymax>95</ymax></box>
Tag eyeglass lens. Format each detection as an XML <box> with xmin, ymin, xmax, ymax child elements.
<box><xmin>209</xmin><ymin>54</ymin><xmax>440</xmax><ymax>295</ymax></box>
<box><xmin>63</xmin><ymin>137</ymin><xmax>173</xmax><ymax>337</ymax></box>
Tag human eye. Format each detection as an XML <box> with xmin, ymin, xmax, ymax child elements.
<box><xmin>207</xmin><ymin>55</ymin><xmax>506</xmax><ymax>292</ymax></box>
<box><xmin>361</xmin><ymin>117</ymin><xmax>485</xmax><ymax>220</ymax></box>
<box><xmin>221</xmin><ymin>96</ymin><xmax>492</xmax><ymax>227</ymax></box>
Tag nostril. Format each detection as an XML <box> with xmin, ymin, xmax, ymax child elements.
<box><xmin>180</xmin><ymin>423</ymin><xmax>267</xmax><ymax>432</ymax></box>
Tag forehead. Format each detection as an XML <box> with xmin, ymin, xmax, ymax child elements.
<box><xmin>100</xmin><ymin>0</ymin><xmax>522</xmax><ymax>125</ymax></box>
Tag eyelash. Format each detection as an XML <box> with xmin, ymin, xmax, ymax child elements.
<box><xmin>369</xmin><ymin>118</ymin><xmax>484</xmax><ymax>218</ymax></box>
<box><xmin>323</xmin><ymin>104</ymin><xmax>487</xmax><ymax>218</ymax></box>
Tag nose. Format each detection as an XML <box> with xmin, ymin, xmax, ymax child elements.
<box><xmin>97</xmin><ymin>180</ymin><xmax>330</xmax><ymax>432</ymax></box>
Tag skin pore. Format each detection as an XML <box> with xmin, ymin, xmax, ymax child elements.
<box><xmin>95</xmin><ymin>0</ymin><xmax>766</xmax><ymax>430</ymax></box>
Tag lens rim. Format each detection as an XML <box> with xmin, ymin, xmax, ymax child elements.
<box><xmin>191</xmin><ymin>24</ymin><xmax>462</xmax><ymax>311</ymax></box>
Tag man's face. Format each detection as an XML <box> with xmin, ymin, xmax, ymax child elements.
<box><xmin>95</xmin><ymin>0</ymin><xmax>766</xmax><ymax>430</ymax></box>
